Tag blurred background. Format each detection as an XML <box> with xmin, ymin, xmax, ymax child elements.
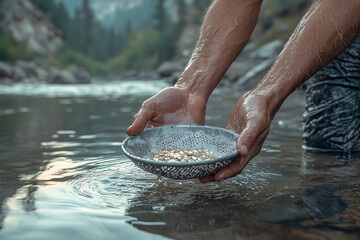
<box><xmin>2</xmin><ymin>2</ymin><xmax>360</xmax><ymax>240</ymax></box>
<box><xmin>0</xmin><ymin>0</ymin><xmax>311</xmax><ymax>84</ymax></box>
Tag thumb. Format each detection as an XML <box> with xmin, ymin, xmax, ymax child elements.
<box><xmin>126</xmin><ymin>107</ymin><xmax>152</xmax><ymax>136</ymax></box>
<box><xmin>236</xmin><ymin>122</ymin><xmax>259</xmax><ymax>157</ymax></box>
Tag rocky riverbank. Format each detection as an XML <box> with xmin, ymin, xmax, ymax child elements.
<box><xmin>1</xmin><ymin>0</ymin><xmax>62</xmax><ymax>57</ymax></box>
<box><xmin>0</xmin><ymin>60</ymin><xmax>91</xmax><ymax>84</ymax></box>
<box><xmin>0</xmin><ymin>0</ymin><xmax>92</xmax><ymax>85</ymax></box>
<box><xmin>0</xmin><ymin>39</ymin><xmax>284</xmax><ymax>86</ymax></box>
<box><xmin>157</xmin><ymin>39</ymin><xmax>284</xmax><ymax>89</ymax></box>
<box><xmin>0</xmin><ymin>0</ymin><xmax>286</xmax><ymax>88</ymax></box>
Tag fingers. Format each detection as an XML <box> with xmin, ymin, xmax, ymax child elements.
<box><xmin>214</xmin><ymin>128</ymin><xmax>268</xmax><ymax>182</ymax></box>
<box><xmin>214</xmin><ymin>157</ymin><xmax>245</xmax><ymax>181</ymax></box>
<box><xmin>198</xmin><ymin>158</ymin><xmax>247</xmax><ymax>183</ymax></box>
<box><xmin>199</xmin><ymin>124</ymin><xmax>264</xmax><ymax>184</ymax></box>
<box><xmin>236</xmin><ymin>121</ymin><xmax>262</xmax><ymax>157</ymax></box>
<box><xmin>198</xmin><ymin>94</ymin><xmax>273</xmax><ymax>183</ymax></box>
<box><xmin>126</xmin><ymin>106</ymin><xmax>153</xmax><ymax>136</ymax></box>
<box><xmin>214</xmin><ymin>142</ymin><xmax>262</xmax><ymax>181</ymax></box>
<box><xmin>199</xmin><ymin>174</ymin><xmax>215</xmax><ymax>183</ymax></box>
<box><xmin>198</xmin><ymin>157</ymin><xmax>248</xmax><ymax>183</ymax></box>
<box><xmin>198</xmin><ymin>143</ymin><xmax>264</xmax><ymax>183</ymax></box>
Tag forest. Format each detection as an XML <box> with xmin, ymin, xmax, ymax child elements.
<box><xmin>0</xmin><ymin>0</ymin><xmax>310</xmax><ymax>77</ymax></box>
<box><xmin>0</xmin><ymin>0</ymin><xmax>212</xmax><ymax>76</ymax></box>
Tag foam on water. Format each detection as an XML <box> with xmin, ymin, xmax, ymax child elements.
<box><xmin>0</xmin><ymin>80</ymin><xmax>169</xmax><ymax>97</ymax></box>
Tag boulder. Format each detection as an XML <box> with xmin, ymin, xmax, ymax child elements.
<box><xmin>165</xmin><ymin>71</ymin><xmax>182</xmax><ymax>85</ymax></box>
<box><xmin>16</xmin><ymin>60</ymin><xmax>37</xmax><ymax>77</ymax></box>
<box><xmin>0</xmin><ymin>61</ymin><xmax>12</xmax><ymax>78</ymax></box>
<box><xmin>22</xmin><ymin>76</ymin><xmax>39</xmax><ymax>84</ymax></box>
<box><xmin>49</xmin><ymin>69</ymin><xmax>77</xmax><ymax>84</ymax></box>
<box><xmin>33</xmin><ymin>66</ymin><xmax>49</xmax><ymax>82</ymax></box>
<box><xmin>224</xmin><ymin>61</ymin><xmax>259</xmax><ymax>82</ymax></box>
<box><xmin>1</xmin><ymin>0</ymin><xmax>62</xmax><ymax>57</ymax></box>
<box><xmin>68</xmin><ymin>67</ymin><xmax>91</xmax><ymax>84</ymax></box>
<box><xmin>157</xmin><ymin>61</ymin><xmax>184</xmax><ymax>77</ymax></box>
<box><xmin>250</xmin><ymin>40</ymin><xmax>284</xmax><ymax>59</ymax></box>
<box><xmin>0</xmin><ymin>77</ymin><xmax>13</xmax><ymax>84</ymax></box>
<box><xmin>137</xmin><ymin>71</ymin><xmax>160</xmax><ymax>80</ymax></box>
<box><xmin>12</xmin><ymin>65</ymin><xmax>27</xmax><ymax>81</ymax></box>
<box><xmin>0</xmin><ymin>60</ymin><xmax>93</xmax><ymax>84</ymax></box>
<box><xmin>235</xmin><ymin>57</ymin><xmax>276</xmax><ymax>89</ymax></box>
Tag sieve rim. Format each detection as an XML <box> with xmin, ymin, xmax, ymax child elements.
<box><xmin>121</xmin><ymin>124</ymin><xmax>239</xmax><ymax>167</ymax></box>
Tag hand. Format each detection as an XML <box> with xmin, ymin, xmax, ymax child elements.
<box><xmin>200</xmin><ymin>92</ymin><xmax>272</xmax><ymax>183</ymax></box>
<box><xmin>127</xmin><ymin>87</ymin><xmax>207</xmax><ymax>135</ymax></box>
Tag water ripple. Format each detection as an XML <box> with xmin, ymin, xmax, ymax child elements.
<box><xmin>69</xmin><ymin>161</ymin><xmax>157</xmax><ymax>209</ymax></box>
<box><xmin>69</xmin><ymin>159</ymin><xmax>281</xmax><ymax>212</ymax></box>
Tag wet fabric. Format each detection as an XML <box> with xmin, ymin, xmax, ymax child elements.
<box><xmin>303</xmin><ymin>35</ymin><xmax>360</xmax><ymax>152</ymax></box>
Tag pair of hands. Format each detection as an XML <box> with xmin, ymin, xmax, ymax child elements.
<box><xmin>126</xmin><ymin>87</ymin><xmax>271</xmax><ymax>183</ymax></box>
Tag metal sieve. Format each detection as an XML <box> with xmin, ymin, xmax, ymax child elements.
<box><xmin>121</xmin><ymin>125</ymin><xmax>239</xmax><ymax>179</ymax></box>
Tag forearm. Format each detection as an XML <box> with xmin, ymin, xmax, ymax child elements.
<box><xmin>175</xmin><ymin>0</ymin><xmax>262</xmax><ymax>101</ymax></box>
<box><xmin>254</xmin><ymin>0</ymin><xmax>360</xmax><ymax>117</ymax></box>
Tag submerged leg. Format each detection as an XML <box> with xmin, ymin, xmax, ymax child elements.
<box><xmin>303</xmin><ymin>35</ymin><xmax>360</xmax><ymax>152</ymax></box>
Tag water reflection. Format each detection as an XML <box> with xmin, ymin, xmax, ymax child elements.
<box><xmin>0</xmin><ymin>82</ymin><xmax>359</xmax><ymax>239</ymax></box>
<box><xmin>299</xmin><ymin>151</ymin><xmax>360</xmax><ymax>231</ymax></box>
<box><xmin>123</xmin><ymin>151</ymin><xmax>359</xmax><ymax>239</ymax></box>
<box><xmin>0</xmin><ymin>81</ymin><xmax>168</xmax><ymax>239</ymax></box>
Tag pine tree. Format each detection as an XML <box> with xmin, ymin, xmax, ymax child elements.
<box><xmin>193</xmin><ymin>0</ymin><xmax>212</xmax><ymax>20</ymax></box>
<box><xmin>177</xmin><ymin>0</ymin><xmax>186</xmax><ymax>28</ymax></box>
<box><xmin>52</xmin><ymin>2</ymin><xmax>70</xmax><ymax>41</ymax></box>
<box><xmin>31</xmin><ymin>0</ymin><xmax>56</xmax><ymax>19</ymax></box>
<box><xmin>70</xmin><ymin>8</ymin><xmax>85</xmax><ymax>53</ymax></box>
<box><xmin>92</xmin><ymin>22</ymin><xmax>106</xmax><ymax>61</ymax></box>
<box><xmin>154</xmin><ymin>0</ymin><xmax>166</xmax><ymax>31</ymax></box>
<box><xmin>107</xmin><ymin>28</ymin><xmax>116</xmax><ymax>59</ymax></box>
<box><xmin>175</xmin><ymin>0</ymin><xmax>186</xmax><ymax>37</ymax></box>
<box><xmin>82</xmin><ymin>0</ymin><xmax>94</xmax><ymax>56</ymax></box>
<box><xmin>126</xmin><ymin>20</ymin><xmax>132</xmax><ymax>40</ymax></box>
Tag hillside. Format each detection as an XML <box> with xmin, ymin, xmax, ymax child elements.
<box><xmin>0</xmin><ymin>0</ymin><xmax>312</xmax><ymax>82</ymax></box>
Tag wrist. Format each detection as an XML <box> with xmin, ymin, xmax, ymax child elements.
<box><xmin>251</xmin><ymin>76</ymin><xmax>293</xmax><ymax>119</ymax></box>
<box><xmin>172</xmin><ymin>81</ymin><xmax>208</xmax><ymax>106</ymax></box>
<box><xmin>174</xmin><ymin>67</ymin><xmax>220</xmax><ymax>102</ymax></box>
<box><xmin>251</xmin><ymin>54</ymin><xmax>307</xmax><ymax>118</ymax></box>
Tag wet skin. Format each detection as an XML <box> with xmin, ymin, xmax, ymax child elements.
<box><xmin>127</xmin><ymin>0</ymin><xmax>360</xmax><ymax>182</ymax></box>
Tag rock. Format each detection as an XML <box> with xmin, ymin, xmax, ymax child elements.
<box><xmin>68</xmin><ymin>67</ymin><xmax>91</xmax><ymax>84</ymax></box>
<box><xmin>49</xmin><ymin>69</ymin><xmax>77</xmax><ymax>84</ymax></box>
<box><xmin>33</xmin><ymin>66</ymin><xmax>49</xmax><ymax>82</ymax></box>
<box><xmin>0</xmin><ymin>62</ymin><xmax>12</xmax><ymax>78</ymax></box>
<box><xmin>234</xmin><ymin>57</ymin><xmax>275</xmax><ymax>89</ymax></box>
<box><xmin>22</xmin><ymin>76</ymin><xmax>39</xmax><ymax>84</ymax></box>
<box><xmin>12</xmin><ymin>65</ymin><xmax>27</xmax><ymax>81</ymax></box>
<box><xmin>157</xmin><ymin>61</ymin><xmax>184</xmax><ymax>77</ymax></box>
<box><xmin>0</xmin><ymin>77</ymin><xmax>13</xmax><ymax>84</ymax></box>
<box><xmin>48</xmin><ymin>67</ymin><xmax>91</xmax><ymax>84</ymax></box>
<box><xmin>256</xmin><ymin>195</ymin><xmax>314</xmax><ymax>223</ymax></box>
<box><xmin>240</xmin><ymin>42</ymin><xmax>256</xmax><ymax>56</ymax></box>
<box><xmin>0</xmin><ymin>60</ymin><xmax>93</xmax><ymax>85</ymax></box>
<box><xmin>137</xmin><ymin>71</ymin><xmax>160</xmax><ymax>80</ymax></box>
<box><xmin>218</xmin><ymin>76</ymin><xmax>233</xmax><ymax>87</ymax></box>
<box><xmin>1</xmin><ymin>0</ymin><xmax>62</xmax><ymax>57</ymax></box>
<box><xmin>224</xmin><ymin>61</ymin><xmax>259</xmax><ymax>82</ymax></box>
<box><xmin>250</xmin><ymin>40</ymin><xmax>284</xmax><ymax>59</ymax></box>
<box><xmin>165</xmin><ymin>71</ymin><xmax>182</xmax><ymax>85</ymax></box>
<box><xmin>16</xmin><ymin>60</ymin><xmax>37</xmax><ymax>77</ymax></box>
<box><xmin>123</xmin><ymin>70</ymin><xmax>138</xmax><ymax>78</ymax></box>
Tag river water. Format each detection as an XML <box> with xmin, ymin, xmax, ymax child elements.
<box><xmin>0</xmin><ymin>80</ymin><xmax>359</xmax><ymax>240</ymax></box>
